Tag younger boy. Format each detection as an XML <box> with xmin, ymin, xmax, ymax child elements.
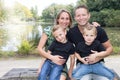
<box><xmin>72</xmin><ymin>25</ymin><xmax>117</xmax><ymax>80</ymax></box>
<box><xmin>38</xmin><ymin>25</ymin><xmax>75</xmax><ymax>80</ymax></box>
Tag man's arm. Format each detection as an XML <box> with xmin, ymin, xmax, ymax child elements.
<box><xmin>68</xmin><ymin>54</ymin><xmax>75</xmax><ymax>79</ymax></box>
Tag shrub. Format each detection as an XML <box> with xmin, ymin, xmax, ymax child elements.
<box><xmin>17</xmin><ymin>40</ymin><xmax>35</xmax><ymax>55</ymax></box>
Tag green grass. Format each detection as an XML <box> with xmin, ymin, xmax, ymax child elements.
<box><xmin>104</xmin><ymin>27</ymin><xmax>120</xmax><ymax>55</ymax></box>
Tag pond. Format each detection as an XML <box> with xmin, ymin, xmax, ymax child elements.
<box><xmin>0</xmin><ymin>23</ymin><xmax>42</xmax><ymax>51</ymax></box>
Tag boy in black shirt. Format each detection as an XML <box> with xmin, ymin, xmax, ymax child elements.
<box><xmin>38</xmin><ymin>25</ymin><xmax>75</xmax><ymax>80</ymax></box>
<box><xmin>72</xmin><ymin>25</ymin><xmax>116</xmax><ymax>80</ymax></box>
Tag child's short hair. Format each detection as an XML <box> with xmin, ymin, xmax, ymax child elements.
<box><xmin>83</xmin><ymin>25</ymin><xmax>97</xmax><ymax>35</ymax></box>
<box><xmin>52</xmin><ymin>25</ymin><xmax>64</xmax><ymax>36</ymax></box>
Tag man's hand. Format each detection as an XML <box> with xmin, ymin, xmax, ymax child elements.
<box><xmin>87</xmin><ymin>50</ymin><xmax>101</xmax><ymax>64</ymax></box>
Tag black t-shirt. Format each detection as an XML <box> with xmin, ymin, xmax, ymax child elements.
<box><xmin>48</xmin><ymin>40</ymin><xmax>75</xmax><ymax>62</ymax></box>
<box><xmin>76</xmin><ymin>40</ymin><xmax>105</xmax><ymax>64</ymax></box>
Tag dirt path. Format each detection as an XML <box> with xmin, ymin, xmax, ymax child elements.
<box><xmin>0</xmin><ymin>55</ymin><xmax>120</xmax><ymax>78</ymax></box>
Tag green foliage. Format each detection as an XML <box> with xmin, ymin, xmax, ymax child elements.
<box><xmin>90</xmin><ymin>11</ymin><xmax>106</xmax><ymax>26</ymax></box>
<box><xmin>30</xmin><ymin>6</ymin><xmax>40</xmax><ymax>22</ymax></box>
<box><xmin>102</xmin><ymin>9</ymin><xmax>120</xmax><ymax>27</ymax></box>
<box><xmin>104</xmin><ymin>27</ymin><xmax>120</xmax><ymax>54</ymax></box>
<box><xmin>0</xmin><ymin>0</ymin><xmax>7</xmax><ymax>22</ymax></box>
<box><xmin>14</xmin><ymin>2</ymin><xmax>33</xmax><ymax>21</ymax></box>
<box><xmin>86</xmin><ymin>0</ymin><xmax>120</xmax><ymax>11</ymax></box>
<box><xmin>41</xmin><ymin>4</ymin><xmax>74</xmax><ymax>23</ymax></box>
<box><xmin>17</xmin><ymin>40</ymin><xmax>35</xmax><ymax>55</ymax></box>
<box><xmin>76</xmin><ymin>0</ymin><xmax>87</xmax><ymax>7</ymax></box>
<box><xmin>90</xmin><ymin>9</ymin><xmax>120</xmax><ymax>27</ymax></box>
<box><xmin>66</xmin><ymin>4</ymin><xmax>74</xmax><ymax>21</ymax></box>
<box><xmin>0</xmin><ymin>50</ymin><xmax>15</xmax><ymax>57</ymax></box>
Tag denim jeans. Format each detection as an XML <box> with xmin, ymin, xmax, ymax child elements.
<box><xmin>38</xmin><ymin>59</ymin><xmax>63</xmax><ymax>80</ymax></box>
<box><xmin>72</xmin><ymin>62</ymin><xmax>115</xmax><ymax>80</ymax></box>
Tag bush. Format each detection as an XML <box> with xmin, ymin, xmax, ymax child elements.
<box><xmin>17</xmin><ymin>40</ymin><xmax>35</xmax><ymax>55</ymax></box>
<box><xmin>102</xmin><ymin>9</ymin><xmax>120</xmax><ymax>27</ymax></box>
<box><xmin>90</xmin><ymin>9</ymin><xmax>120</xmax><ymax>27</ymax></box>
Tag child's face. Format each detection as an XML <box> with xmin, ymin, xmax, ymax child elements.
<box><xmin>53</xmin><ymin>28</ymin><xmax>67</xmax><ymax>43</ymax></box>
<box><xmin>83</xmin><ymin>30</ymin><xmax>96</xmax><ymax>45</ymax></box>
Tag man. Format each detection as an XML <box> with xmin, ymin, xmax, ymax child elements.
<box><xmin>67</xmin><ymin>5</ymin><xmax>113</xmax><ymax>80</ymax></box>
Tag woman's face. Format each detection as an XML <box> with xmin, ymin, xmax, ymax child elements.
<box><xmin>57</xmin><ymin>12</ymin><xmax>70</xmax><ymax>29</ymax></box>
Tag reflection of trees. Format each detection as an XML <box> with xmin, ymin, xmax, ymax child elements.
<box><xmin>0</xmin><ymin>28</ymin><xmax>8</xmax><ymax>49</ymax></box>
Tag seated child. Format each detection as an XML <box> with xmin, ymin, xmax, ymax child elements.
<box><xmin>38</xmin><ymin>25</ymin><xmax>75</xmax><ymax>80</ymax></box>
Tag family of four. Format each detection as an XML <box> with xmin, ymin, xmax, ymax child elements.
<box><xmin>37</xmin><ymin>5</ymin><xmax>118</xmax><ymax>80</ymax></box>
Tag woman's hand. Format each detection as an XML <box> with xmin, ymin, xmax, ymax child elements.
<box><xmin>51</xmin><ymin>55</ymin><xmax>66</xmax><ymax>65</ymax></box>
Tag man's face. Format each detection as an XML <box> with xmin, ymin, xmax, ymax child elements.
<box><xmin>74</xmin><ymin>8</ymin><xmax>90</xmax><ymax>26</ymax></box>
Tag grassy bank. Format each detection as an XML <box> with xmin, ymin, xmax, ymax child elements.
<box><xmin>104</xmin><ymin>27</ymin><xmax>120</xmax><ymax>55</ymax></box>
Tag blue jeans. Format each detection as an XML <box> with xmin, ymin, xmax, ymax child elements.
<box><xmin>38</xmin><ymin>59</ymin><xmax>63</xmax><ymax>80</ymax></box>
<box><xmin>72</xmin><ymin>62</ymin><xmax>115</xmax><ymax>80</ymax></box>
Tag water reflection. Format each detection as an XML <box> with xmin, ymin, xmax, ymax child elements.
<box><xmin>1</xmin><ymin>23</ymin><xmax>42</xmax><ymax>51</ymax></box>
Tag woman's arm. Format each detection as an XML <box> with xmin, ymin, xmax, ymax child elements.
<box><xmin>37</xmin><ymin>57</ymin><xmax>46</xmax><ymax>74</ymax></box>
<box><xmin>37</xmin><ymin>33</ymin><xmax>53</xmax><ymax>59</ymax></box>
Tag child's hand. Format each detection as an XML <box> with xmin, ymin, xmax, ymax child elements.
<box><xmin>81</xmin><ymin>57</ymin><xmax>89</xmax><ymax>64</ymax></box>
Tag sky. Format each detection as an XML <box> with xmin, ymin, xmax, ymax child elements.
<box><xmin>4</xmin><ymin>0</ymin><xmax>77</xmax><ymax>16</ymax></box>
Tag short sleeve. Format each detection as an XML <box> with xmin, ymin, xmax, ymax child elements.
<box><xmin>48</xmin><ymin>41</ymin><xmax>55</xmax><ymax>52</ymax></box>
<box><xmin>69</xmin><ymin>44</ymin><xmax>75</xmax><ymax>55</ymax></box>
<box><xmin>96</xmin><ymin>27</ymin><xmax>109</xmax><ymax>43</ymax></box>
<box><xmin>43</xmin><ymin>26</ymin><xmax>54</xmax><ymax>50</ymax></box>
<box><xmin>43</xmin><ymin>26</ymin><xmax>52</xmax><ymax>37</ymax></box>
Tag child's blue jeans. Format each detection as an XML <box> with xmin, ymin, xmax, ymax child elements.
<box><xmin>38</xmin><ymin>59</ymin><xmax>63</xmax><ymax>80</ymax></box>
<box><xmin>72</xmin><ymin>62</ymin><xmax>115</xmax><ymax>80</ymax></box>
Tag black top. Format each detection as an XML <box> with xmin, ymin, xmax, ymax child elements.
<box><xmin>76</xmin><ymin>40</ymin><xmax>105</xmax><ymax>64</ymax></box>
<box><xmin>48</xmin><ymin>40</ymin><xmax>75</xmax><ymax>64</ymax></box>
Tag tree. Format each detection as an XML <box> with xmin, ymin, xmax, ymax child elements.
<box><xmin>31</xmin><ymin>6</ymin><xmax>40</xmax><ymax>22</ymax></box>
<box><xmin>14</xmin><ymin>2</ymin><xmax>33</xmax><ymax>21</ymax></box>
<box><xmin>41</xmin><ymin>3</ymin><xmax>72</xmax><ymax>23</ymax></box>
<box><xmin>0</xmin><ymin>0</ymin><xmax>7</xmax><ymax>22</ymax></box>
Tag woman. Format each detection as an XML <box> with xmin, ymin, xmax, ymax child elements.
<box><xmin>37</xmin><ymin>9</ymin><xmax>74</xmax><ymax>80</ymax></box>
